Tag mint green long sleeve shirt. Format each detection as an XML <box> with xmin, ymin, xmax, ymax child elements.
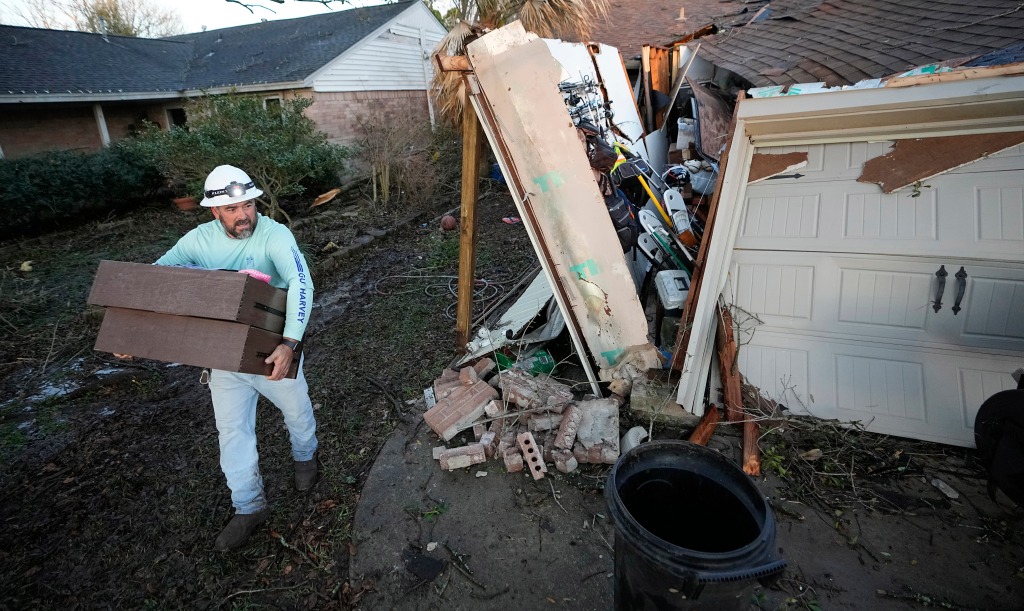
<box><xmin>155</xmin><ymin>214</ymin><xmax>313</xmax><ymax>340</ymax></box>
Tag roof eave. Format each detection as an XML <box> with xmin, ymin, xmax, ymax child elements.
<box><xmin>0</xmin><ymin>90</ymin><xmax>187</xmax><ymax>104</ymax></box>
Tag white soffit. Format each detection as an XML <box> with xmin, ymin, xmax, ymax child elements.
<box><xmin>675</xmin><ymin>74</ymin><xmax>1024</xmax><ymax>412</ymax></box>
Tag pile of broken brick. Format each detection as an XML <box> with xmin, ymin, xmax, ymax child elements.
<box><xmin>422</xmin><ymin>357</ymin><xmax>621</xmax><ymax>479</ymax></box>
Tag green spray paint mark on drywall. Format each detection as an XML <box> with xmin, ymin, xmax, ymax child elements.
<box><xmin>601</xmin><ymin>348</ymin><xmax>625</xmax><ymax>366</ymax></box>
<box><xmin>532</xmin><ymin>171</ymin><xmax>565</xmax><ymax>193</ymax></box>
<box><xmin>570</xmin><ymin>258</ymin><xmax>599</xmax><ymax>280</ymax></box>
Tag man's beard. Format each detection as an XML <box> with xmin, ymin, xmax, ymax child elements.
<box><xmin>222</xmin><ymin>215</ymin><xmax>256</xmax><ymax>239</ymax></box>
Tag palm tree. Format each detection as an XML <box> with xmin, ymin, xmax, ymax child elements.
<box><xmin>433</xmin><ymin>0</ymin><xmax>609</xmax><ymax>123</ymax></box>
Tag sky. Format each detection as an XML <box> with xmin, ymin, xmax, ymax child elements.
<box><xmin>0</xmin><ymin>0</ymin><xmax>394</xmax><ymax>35</ymax></box>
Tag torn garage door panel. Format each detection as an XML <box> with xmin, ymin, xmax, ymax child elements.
<box><xmin>858</xmin><ymin>132</ymin><xmax>1024</xmax><ymax>193</ymax></box>
<box><xmin>467</xmin><ymin>22</ymin><xmax>661</xmax><ymax>381</ymax></box>
<box><xmin>747</xmin><ymin>152</ymin><xmax>809</xmax><ymax>184</ymax></box>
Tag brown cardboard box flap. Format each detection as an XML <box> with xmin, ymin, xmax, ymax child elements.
<box><xmin>87</xmin><ymin>260</ymin><xmax>287</xmax><ymax>334</ymax></box>
<box><xmin>95</xmin><ymin>307</ymin><xmax>298</xmax><ymax>378</ymax></box>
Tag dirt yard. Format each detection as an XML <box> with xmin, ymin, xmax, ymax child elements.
<box><xmin>0</xmin><ymin>188</ymin><xmax>1021</xmax><ymax>610</ymax></box>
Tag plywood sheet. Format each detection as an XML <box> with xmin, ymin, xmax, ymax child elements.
<box><xmin>747</xmin><ymin>152</ymin><xmax>809</xmax><ymax>184</ymax></box>
<box><xmin>858</xmin><ymin>132</ymin><xmax>1024</xmax><ymax>193</ymax></box>
<box><xmin>687</xmin><ymin>77</ymin><xmax>732</xmax><ymax>161</ymax></box>
<box><xmin>467</xmin><ymin>23</ymin><xmax>659</xmax><ymax>379</ymax></box>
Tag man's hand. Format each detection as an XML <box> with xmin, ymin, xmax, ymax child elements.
<box><xmin>264</xmin><ymin>344</ymin><xmax>295</xmax><ymax>381</ymax></box>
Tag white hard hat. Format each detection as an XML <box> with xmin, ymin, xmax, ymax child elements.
<box><xmin>200</xmin><ymin>165</ymin><xmax>264</xmax><ymax>207</ymax></box>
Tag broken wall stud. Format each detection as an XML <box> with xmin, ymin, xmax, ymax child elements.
<box><xmin>517</xmin><ymin>432</ymin><xmax>548</xmax><ymax>480</ymax></box>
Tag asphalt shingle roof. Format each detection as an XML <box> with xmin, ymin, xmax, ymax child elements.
<box><xmin>588</xmin><ymin>0</ymin><xmax>748</xmax><ymax>60</ymax></box>
<box><xmin>0</xmin><ymin>27</ymin><xmax>190</xmax><ymax>94</ymax></box>
<box><xmin>167</xmin><ymin>1</ymin><xmax>412</xmax><ymax>89</ymax></box>
<box><xmin>692</xmin><ymin>0</ymin><xmax>1024</xmax><ymax>87</ymax></box>
<box><xmin>0</xmin><ymin>1</ymin><xmax>414</xmax><ymax>96</ymax></box>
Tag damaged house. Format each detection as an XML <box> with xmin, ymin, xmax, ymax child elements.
<box><xmin>425</xmin><ymin>0</ymin><xmax>1024</xmax><ymax>475</ymax></box>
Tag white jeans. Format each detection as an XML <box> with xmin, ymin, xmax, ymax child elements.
<box><xmin>208</xmin><ymin>359</ymin><xmax>317</xmax><ymax>514</ymax></box>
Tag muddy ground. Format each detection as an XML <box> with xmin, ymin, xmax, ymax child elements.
<box><xmin>0</xmin><ymin>187</ymin><xmax>1022</xmax><ymax>610</ymax></box>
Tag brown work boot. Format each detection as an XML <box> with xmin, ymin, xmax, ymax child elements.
<box><xmin>213</xmin><ymin>508</ymin><xmax>270</xmax><ymax>552</ymax></box>
<box><xmin>295</xmin><ymin>456</ymin><xmax>318</xmax><ymax>491</ymax></box>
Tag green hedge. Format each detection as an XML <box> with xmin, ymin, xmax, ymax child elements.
<box><xmin>0</xmin><ymin>146</ymin><xmax>163</xmax><ymax>241</ymax></box>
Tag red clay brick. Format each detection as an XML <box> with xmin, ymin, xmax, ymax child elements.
<box><xmin>554</xmin><ymin>403</ymin><xmax>583</xmax><ymax>450</ymax></box>
<box><xmin>439</xmin><ymin>444</ymin><xmax>486</xmax><ymax>470</ymax></box>
<box><xmin>517</xmin><ymin>432</ymin><xmax>547</xmax><ymax>480</ymax></box>
<box><xmin>503</xmin><ymin>448</ymin><xmax>524</xmax><ymax>473</ymax></box>
<box><xmin>459</xmin><ymin>366</ymin><xmax>479</xmax><ymax>385</ymax></box>
<box><xmin>423</xmin><ymin>381</ymin><xmax>499</xmax><ymax>441</ymax></box>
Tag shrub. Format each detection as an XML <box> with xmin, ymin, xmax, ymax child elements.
<box><xmin>0</xmin><ymin>147</ymin><xmax>162</xmax><ymax>241</ymax></box>
<box><xmin>123</xmin><ymin>94</ymin><xmax>348</xmax><ymax>224</ymax></box>
<box><xmin>356</xmin><ymin>115</ymin><xmax>464</xmax><ymax>213</ymax></box>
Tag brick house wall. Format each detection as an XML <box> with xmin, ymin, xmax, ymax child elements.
<box><xmin>0</xmin><ymin>101</ymin><xmax>174</xmax><ymax>159</ymax></box>
<box><xmin>1</xmin><ymin>105</ymin><xmax>101</xmax><ymax>158</ymax></box>
<box><xmin>302</xmin><ymin>89</ymin><xmax>431</xmax><ymax>145</ymax></box>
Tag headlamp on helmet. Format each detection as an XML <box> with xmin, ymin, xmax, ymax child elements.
<box><xmin>205</xmin><ymin>180</ymin><xmax>255</xmax><ymax>200</ymax></box>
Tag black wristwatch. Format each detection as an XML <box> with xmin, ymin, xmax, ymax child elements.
<box><xmin>280</xmin><ymin>338</ymin><xmax>302</xmax><ymax>353</ymax></box>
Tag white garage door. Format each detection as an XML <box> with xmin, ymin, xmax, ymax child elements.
<box><xmin>727</xmin><ymin>141</ymin><xmax>1024</xmax><ymax>446</ymax></box>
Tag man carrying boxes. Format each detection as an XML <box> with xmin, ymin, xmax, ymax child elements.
<box><xmin>103</xmin><ymin>165</ymin><xmax>318</xmax><ymax>552</ymax></box>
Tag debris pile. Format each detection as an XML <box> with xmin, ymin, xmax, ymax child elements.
<box><xmin>423</xmin><ymin>358</ymin><xmax>621</xmax><ymax>477</ymax></box>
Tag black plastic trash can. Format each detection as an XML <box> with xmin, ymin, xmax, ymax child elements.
<box><xmin>606</xmin><ymin>440</ymin><xmax>785</xmax><ymax>610</ymax></box>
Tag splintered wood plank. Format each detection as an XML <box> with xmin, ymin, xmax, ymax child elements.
<box><xmin>716</xmin><ymin>305</ymin><xmax>744</xmax><ymax>423</ymax></box>
<box><xmin>743</xmin><ymin>419</ymin><xmax>761</xmax><ymax>476</ymax></box>
<box><xmin>467</xmin><ymin>22</ymin><xmax>659</xmax><ymax>379</ymax></box>
<box><xmin>747</xmin><ymin>152</ymin><xmax>809</xmax><ymax>184</ymax></box>
<box><xmin>688</xmin><ymin>403</ymin><xmax>721</xmax><ymax>446</ymax></box>
<box><xmin>858</xmin><ymin>132</ymin><xmax>1024</xmax><ymax>193</ymax></box>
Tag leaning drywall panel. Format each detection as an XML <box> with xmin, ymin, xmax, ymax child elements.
<box><xmin>469</xmin><ymin>23</ymin><xmax>660</xmax><ymax>380</ymax></box>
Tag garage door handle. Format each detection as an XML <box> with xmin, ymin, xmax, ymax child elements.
<box><xmin>933</xmin><ymin>265</ymin><xmax>947</xmax><ymax>313</ymax></box>
<box><xmin>952</xmin><ymin>267</ymin><xmax>967</xmax><ymax>315</ymax></box>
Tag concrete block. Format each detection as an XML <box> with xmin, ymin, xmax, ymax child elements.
<box><xmin>423</xmin><ymin>381</ymin><xmax>499</xmax><ymax>441</ymax></box>
<box><xmin>629</xmin><ymin>377</ymin><xmax>700</xmax><ymax>428</ymax></box>
<box><xmin>517</xmin><ymin>432</ymin><xmax>547</xmax><ymax>480</ymax></box>
<box><xmin>553</xmin><ymin>403</ymin><xmax>583</xmax><ymax>450</ymax></box>
<box><xmin>432</xmin><ymin>446</ymin><xmax>446</xmax><ymax>460</ymax></box>
<box><xmin>576</xmin><ymin>398</ymin><xmax>620</xmax><ymax>455</ymax></box>
<box><xmin>439</xmin><ymin>444</ymin><xmax>487</xmax><ymax>470</ymax></box>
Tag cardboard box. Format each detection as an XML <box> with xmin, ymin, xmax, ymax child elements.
<box><xmin>95</xmin><ymin>307</ymin><xmax>298</xmax><ymax>378</ymax></box>
<box><xmin>87</xmin><ymin>260</ymin><xmax>287</xmax><ymax>334</ymax></box>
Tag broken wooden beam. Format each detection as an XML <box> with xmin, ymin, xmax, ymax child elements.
<box><xmin>716</xmin><ymin>305</ymin><xmax>744</xmax><ymax>422</ymax></box>
<box><xmin>687</xmin><ymin>403</ymin><xmax>721</xmax><ymax>446</ymax></box>
<box><xmin>743</xmin><ymin>419</ymin><xmax>761</xmax><ymax>477</ymax></box>
<box><xmin>434</xmin><ymin>54</ymin><xmax>471</xmax><ymax>73</ymax></box>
